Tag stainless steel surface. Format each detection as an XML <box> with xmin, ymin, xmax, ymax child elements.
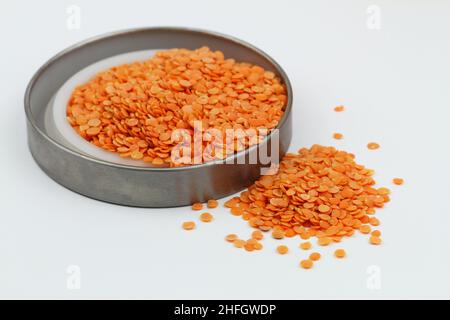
<box><xmin>25</xmin><ymin>27</ymin><xmax>293</xmax><ymax>207</ymax></box>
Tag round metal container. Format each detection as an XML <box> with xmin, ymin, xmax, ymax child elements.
<box><xmin>25</xmin><ymin>27</ymin><xmax>293</xmax><ymax>207</ymax></box>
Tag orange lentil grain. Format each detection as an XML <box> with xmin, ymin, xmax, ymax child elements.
<box><xmin>207</xmin><ymin>199</ymin><xmax>218</xmax><ymax>209</ymax></box>
<box><xmin>300</xmin><ymin>259</ymin><xmax>313</xmax><ymax>269</ymax></box>
<box><xmin>367</xmin><ymin>142</ymin><xmax>380</xmax><ymax>150</ymax></box>
<box><xmin>182</xmin><ymin>221</ymin><xmax>195</xmax><ymax>231</ymax></box>
<box><xmin>318</xmin><ymin>237</ymin><xmax>332</xmax><ymax>246</ymax></box>
<box><xmin>272</xmin><ymin>229</ymin><xmax>285</xmax><ymax>240</ymax></box>
<box><xmin>371</xmin><ymin>230</ymin><xmax>381</xmax><ymax>237</ymax></box>
<box><xmin>334</xmin><ymin>105</ymin><xmax>345</xmax><ymax>112</ymax></box>
<box><xmin>309</xmin><ymin>252</ymin><xmax>321</xmax><ymax>261</ymax></box>
<box><xmin>369</xmin><ymin>217</ymin><xmax>380</xmax><ymax>226</ymax></box>
<box><xmin>254</xmin><ymin>242</ymin><xmax>263</xmax><ymax>250</ymax></box>
<box><xmin>369</xmin><ymin>236</ymin><xmax>382</xmax><ymax>245</ymax></box>
<box><xmin>200</xmin><ymin>212</ymin><xmax>213</xmax><ymax>223</ymax></box>
<box><xmin>244</xmin><ymin>243</ymin><xmax>255</xmax><ymax>252</ymax></box>
<box><xmin>393</xmin><ymin>178</ymin><xmax>404</xmax><ymax>185</ymax></box>
<box><xmin>359</xmin><ymin>225</ymin><xmax>371</xmax><ymax>234</ymax></box>
<box><xmin>300</xmin><ymin>242</ymin><xmax>312</xmax><ymax>250</ymax></box>
<box><xmin>277</xmin><ymin>245</ymin><xmax>289</xmax><ymax>254</ymax></box>
<box><xmin>225</xmin><ymin>234</ymin><xmax>238</xmax><ymax>242</ymax></box>
<box><xmin>251</xmin><ymin>230</ymin><xmax>264</xmax><ymax>240</ymax></box>
<box><xmin>191</xmin><ymin>203</ymin><xmax>203</xmax><ymax>211</ymax></box>
<box><xmin>334</xmin><ymin>249</ymin><xmax>346</xmax><ymax>258</ymax></box>
<box><xmin>333</xmin><ymin>133</ymin><xmax>344</xmax><ymax>140</ymax></box>
<box><xmin>233</xmin><ymin>239</ymin><xmax>246</xmax><ymax>248</ymax></box>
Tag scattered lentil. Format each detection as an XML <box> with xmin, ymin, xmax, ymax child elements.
<box><xmin>225</xmin><ymin>234</ymin><xmax>238</xmax><ymax>242</ymax></box>
<box><xmin>309</xmin><ymin>252</ymin><xmax>321</xmax><ymax>261</ymax></box>
<box><xmin>200</xmin><ymin>212</ymin><xmax>213</xmax><ymax>222</ymax></box>
<box><xmin>334</xmin><ymin>105</ymin><xmax>345</xmax><ymax>112</ymax></box>
<box><xmin>277</xmin><ymin>245</ymin><xmax>289</xmax><ymax>254</ymax></box>
<box><xmin>207</xmin><ymin>199</ymin><xmax>219</xmax><ymax>208</ymax></box>
<box><xmin>334</xmin><ymin>249</ymin><xmax>346</xmax><ymax>258</ymax></box>
<box><xmin>369</xmin><ymin>236</ymin><xmax>382</xmax><ymax>245</ymax></box>
<box><xmin>192</xmin><ymin>202</ymin><xmax>203</xmax><ymax>211</ymax></box>
<box><xmin>333</xmin><ymin>133</ymin><xmax>343</xmax><ymax>140</ymax></box>
<box><xmin>182</xmin><ymin>221</ymin><xmax>196</xmax><ymax>230</ymax></box>
<box><xmin>233</xmin><ymin>239</ymin><xmax>246</xmax><ymax>248</ymax></box>
<box><xmin>300</xmin><ymin>242</ymin><xmax>312</xmax><ymax>250</ymax></box>
<box><xmin>367</xmin><ymin>142</ymin><xmax>380</xmax><ymax>150</ymax></box>
<box><xmin>300</xmin><ymin>259</ymin><xmax>313</xmax><ymax>269</ymax></box>
<box><xmin>371</xmin><ymin>230</ymin><xmax>381</xmax><ymax>237</ymax></box>
<box><xmin>393</xmin><ymin>178</ymin><xmax>404</xmax><ymax>185</ymax></box>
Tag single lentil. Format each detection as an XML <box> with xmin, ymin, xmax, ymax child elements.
<box><xmin>200</xmin><ymin>212</ymin><xmax>213</xmax><ymax>222</ymax></box>
<box><xmin>225</xmin><ymin>234</ymin><xmax>238</xmax><ymax>242</ymax></box>
<box><xmin>182</xmin><ymin>221</ymin><xmax>196</xmax><ymax>230</ymax></box>
<box><xmin>309</xmin><ymin>252</ymin><xmax>321</xmax><ymax>261</ymax></box>
<box><xmin>300</xmin><ymin>259</ymin><xmax>313</xmax><ymax>269</ymax></box>
<box><xmin>334</xmin><ymin>249</ymin><xmax>346</xmax><ymax>258</ymax></box>
<box><xmin>192</xmin><ymin>203</ymin><xmax>203</xmax><ymax>211</ymax></box>
<box><xmin>300</xmin><ymin>242</ymin><xmax>312</xmax><ymax>250</ymax></box>
<box><xmin>369</xmin><ymin>236</ymin><xmax>382</xmax><ymax>245</ymax></box>
<box><xmin>367</xmin><ymin>142</ymin><xmax>380</xmax><ymax>150</ymax></box>
<box><xmin>371</xmin><ymin>230</ymin><xmax>381</xmax><ymax>237</ymax></box>
<box><xmin>277</xmin><ymin>245</ymin><xmax>289</xmax><ymax>254</ymax></box>
<box><xmin>207</xmin><ymin>199</ymin><xmax>219</xmax><ymax>208</ymax></box>
<box><xmin>333</xmin><ymin>133</ymin><xmax>343</xmax><ymax>140</ymax></box>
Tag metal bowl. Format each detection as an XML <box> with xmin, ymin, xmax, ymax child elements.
<box><xmin>24</xmin><ymin>27</ymin><xmax>293</xmax><ymax>207</ymax></box>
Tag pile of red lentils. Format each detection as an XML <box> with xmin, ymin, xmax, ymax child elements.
<box><xmin>182</xmin><ymin>103</ymin><xmax>404</xmax><ymax>269</ymax></box>
<box><xmin>67</xmin><ymin>47</ymin><xmax>287</xmax><ymax>166</ymax></box>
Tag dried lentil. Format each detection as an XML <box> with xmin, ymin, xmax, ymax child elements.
<box><xmin>369</xmin><ymin>236</ymin><xmax>382</xmax><ymax>245</ymax></box>
<box><xmin>367</xmin><ymin>142</ymin><xmax>380</xmax><ymax>150</ymax></box>
<box><xmin>192</xmin><ymin>203</ymin><xmax>203</xmax><ymax>211</ymax></box>
<box><xmin>200</xmin><ymin>212</ymin><xmax>213</xmax><ymax>222</ymax></box>
<box><xmin>333</xmin><ymin>133</ymin><xmax>343</xmax><ymax>140</ymax></box>
<box><xmin>300</xmin><ymin>242</ymin><xmax>312</xmax><ymax>250</ymax></box>
<box><xmin>277</xmin><ymin>245</ymin><xmax>289</xmax><ymax>254</ymax></box>
<box><xmin>334</xmin><ymin>249</ymin><xmax>346</xmax><ymax>258</ymax></box>
<box><xmin>182</xmin><ymin>221</ymin><xmax>196</xmax><ymax>230</ymax></box>
<box><xmin>309</xmin><ymin>252</ymin><xmax>321</xmax><ymax>261</ymax></box>
<box><xmin>207</xmin><ymin>199</ymin><xmax>219</xmax><ymax>208</ymax></box>
<box><xmin>225</xmin><ymin>234</ymin><xmax>238</xmax><ymax>242</ymax></box>
<box><xmin>300</xmin><ymin>259</ymin><xmax>313</xmax><ymax>269</ymax></box>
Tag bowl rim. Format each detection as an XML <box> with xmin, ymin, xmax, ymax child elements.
<box><xmin>24</xmin><ymin>26</ymin><xmax>293</xmax><ymax>172</ymax></box>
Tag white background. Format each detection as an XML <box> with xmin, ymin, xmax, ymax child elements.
<box><xmin>1</xmin><ymin>0</ymin><xmax>449</xmax><ymax>299</ymax></box>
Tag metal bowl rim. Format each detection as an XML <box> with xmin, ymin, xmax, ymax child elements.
<box><xmin>24</xmin><ymin>26</ymin><xmax>293</xmax><ymax>172</ymax></box>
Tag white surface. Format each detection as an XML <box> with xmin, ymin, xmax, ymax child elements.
<box><xmin>50</xmin><ymin>49</ymin><xmax>160</xmax><ymax>167</ymax></box>
<box><xmin>1</xmin><ymin>0</ymin><xmax>450</xmax><ymax>299</ymax></box>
